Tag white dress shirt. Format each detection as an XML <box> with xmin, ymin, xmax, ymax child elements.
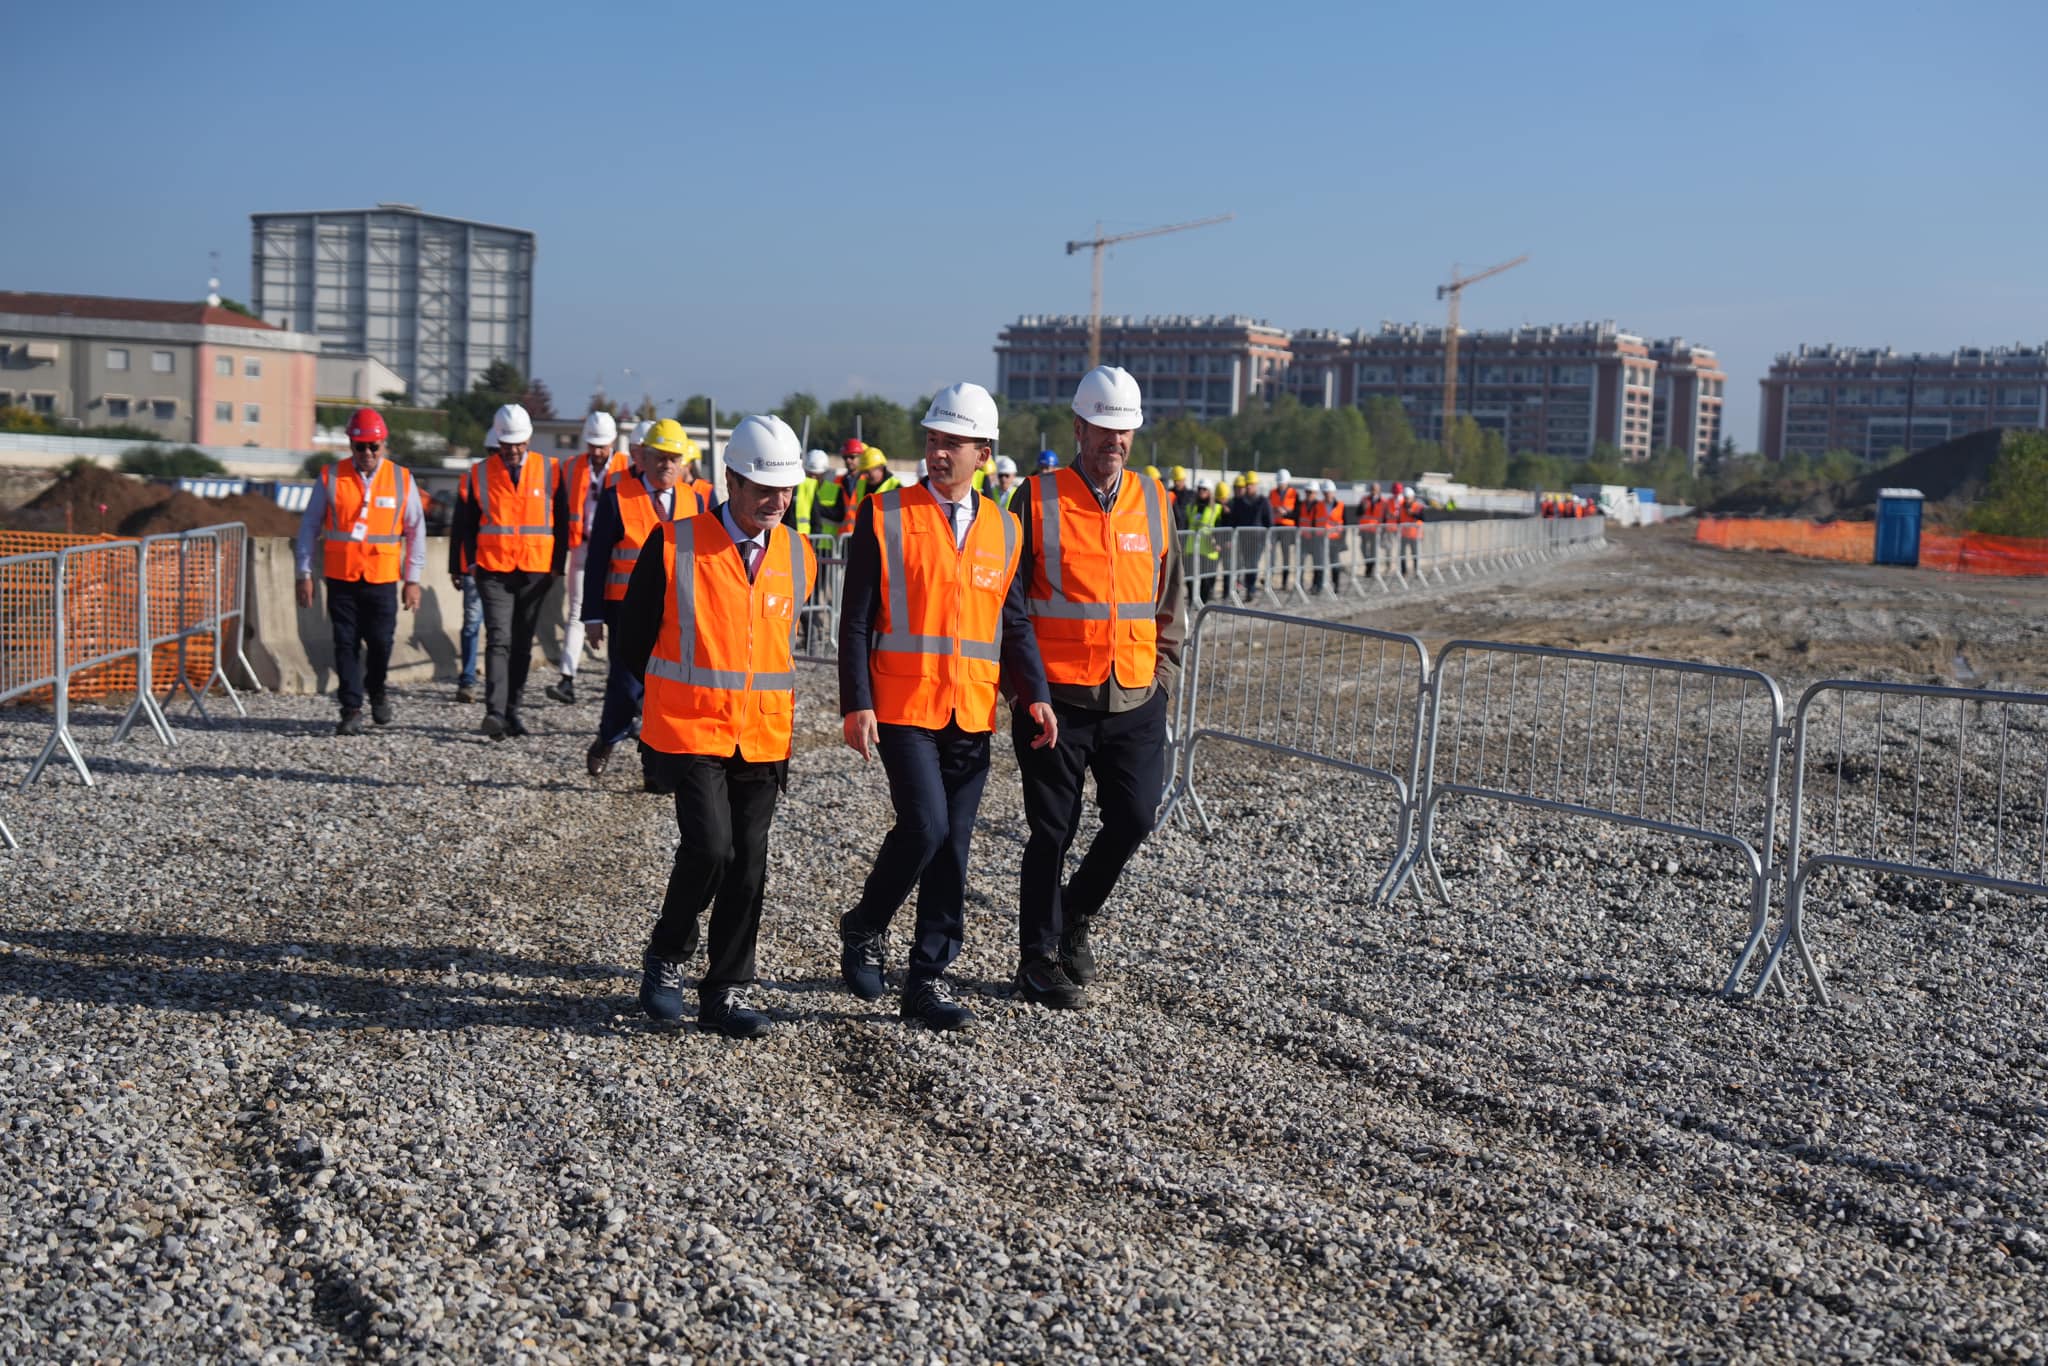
<box><xmin>922</xmin><ymin>482</ymin><xmax>977</xmax><ymax>549</ymax></box>
<box><xmin>719</xmin><ymin>503</ymin><xmax>772</xmax><ymax>577</ymax></box>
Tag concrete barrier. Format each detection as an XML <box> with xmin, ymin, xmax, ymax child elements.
<box><xmin>243</xmin><ymin>537</ymin><xmax>566</xmax><ymax>696</ymax></box>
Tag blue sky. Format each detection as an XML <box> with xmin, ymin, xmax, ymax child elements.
<box><xmin>9</xmin><ymin>0</ymin><xmax>2047</xmax><ymax>451</ymax></box>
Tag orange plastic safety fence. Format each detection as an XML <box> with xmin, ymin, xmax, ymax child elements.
<box><xmin>0</xmin><ymin>532</ymin><xmax>217</xmax><ymax>706</ymax></box>
<box><xmin>1693</xmin><ymin>517</ymin><xmax>1874</xmax><ymax>563</ymax></box>
<box><xmin>1918</xmin><ymin>529</ymin><xmax>2048</xmax><ymax>576</ymax></box>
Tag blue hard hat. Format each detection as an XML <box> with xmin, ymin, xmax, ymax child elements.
<box><xmin>1036</xmin><ymin>450</ymin><xmax>1059</xmax><ymax>470</ymax></box>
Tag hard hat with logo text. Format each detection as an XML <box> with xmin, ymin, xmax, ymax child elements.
<box><xmin>724</xmin><ymin>415</ymin><xmax>805</xmax><ymax>487</ymax></box>
<box><xmin>921</xmin><ymin>382</ymin><xmax>1000</xmax><ymax>442</ymax></box>
<box><xmin>643</xmin><ymin>419</ymin><xmax>697</xmax><ymax>461</ymax></box>
<box><xmin>1070</xmin><ymin>365</ymin><xmax>1143</xmax><ymax>431</ymax></box>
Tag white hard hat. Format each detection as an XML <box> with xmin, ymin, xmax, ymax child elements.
<box><xmin>581</xmin><ymin>411</ymin><xmax>617</xmax><ymax>447</ymax></box>
<box><xmin>481</xmin><ymin>417</ymin><xmax>500</xmax><ymax>450</ymax></box>
<box><xmin>1071</xmin><ymin>365</ymin><xmax>1143</xmax><ymax>431</ymax></box>
<box><xmin>1197</xmin><ymin>478</ymin><xmax>1215</xmax><ymax>491</ymax></box>
<box><xmin>1275</xmin><ymin>468</ymin><xmax>1292</xmax><ymax>485</ymax></box>
<box><xmin>916</xmin><ymin>458</ymin><xmax>929</xmax><ymax>478</ymax></box>
<box><xmin>631</xmin><ymin>419</ymin><xmax>655</xmax><ymax>447</ymax></box>
<box><xmin>922</xmin><ymin>381</ymin><xmax>1000</xmax><ymax>442</ymax></box>
<box><xmin>1323</xmin><ymin>479</ymin><xmax>1338</xmax><ymax>494</ymax></box>
<box><xmin>994</xmin><ymin>455</ymin><xmax>1018</xmax><ymax>476</ymax></box>
<box><xmin>804</xmin><ymin>449</ymin><xmax>830</xmax><ymax>475</ymax></box>
<box><xmin>493</xmin><ymin>403</ymin><xmax>533</xmax><ymax>445</ymax></box>
<box><xmin>723</xmin><ymin>414</ymin><xmax>804</xmax><ymax>488</ymax></box>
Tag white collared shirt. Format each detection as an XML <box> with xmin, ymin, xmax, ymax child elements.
<box><xmin>922</xmin><ymin>481</ymin><xmax>976</xmax><ymax>549</ymax></box>
<box><xmin>719</xmin><ymin>503</ymin><xmax>772</xmax><ymax>573</ymax></box>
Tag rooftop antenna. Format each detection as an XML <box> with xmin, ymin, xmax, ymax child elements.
<box><xmin>206</xmin><ymin>250</ymin><xmax>222</xmax><ymax>308</ymax></box>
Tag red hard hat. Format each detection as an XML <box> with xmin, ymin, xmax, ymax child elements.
<box><xmin>346</xmin><ymin>408</ymin><xmax>388</xmax><ymax>443</ymax></box>
<box><xmin>1392</xmin><ymin>482</ymin><xmax>1404</xmax><ymax>495</ymax></box>
<box><xmin>840</xmin><ymin>438</ymin><xmax>866</xmax><ymax>456</ymax></box>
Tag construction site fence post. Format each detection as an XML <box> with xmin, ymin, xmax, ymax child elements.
<box><xmin>794</xmin><ymin>534</ymin><xmax>845</xmax><ymax>667</ymax></box>
<box><xmin>2</xmin><ymin>550</ymin><xmax>64</xmax><ymax>836</ymax></box>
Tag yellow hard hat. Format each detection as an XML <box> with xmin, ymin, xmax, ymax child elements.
<box><xmin>643</xmin><ymin>419</ymin><xmax>698</xmax><ymax>461</ymax></box>
<box><xmin>1171</xmin><ymin>465</ymin><xmax>1189</xmax><ymax>481</ymax></box>
<box><xmin>980</xmin><ymin>456</ymin><xmax>996</xmax><ymax>475</ymax></box>
<box><xmin>1144</xmin><ymin>464</ymin><xmax>1160</xmax><ymax>479</ymax></box>
<box><xmin>858</xmin><ymin>448</ymin><xmax>888</xmax><ymax>472</ymax></box>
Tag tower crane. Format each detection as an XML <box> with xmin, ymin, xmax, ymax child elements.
<box><xmin>1066</xmin><ymin>214</ymin><xmax>1234</xmax><ymax>369</ymax></box>
<box><xmin>1436</xmin><ymin>254</ymin><xmax>1528</xmax><ymax>461</ymax></box>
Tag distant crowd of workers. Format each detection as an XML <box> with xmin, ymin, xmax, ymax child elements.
<box><xmin>294</xmin><ymin>366</ymin><xmax>1196</xmax><ymax>1037</ymax></box>
<box><xmin>1541</xmin><ymin>492</ymin><xmax>1600</xmax><ymax>518</ymax></box>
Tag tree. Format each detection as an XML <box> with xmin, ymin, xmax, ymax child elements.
<box><xmin>774</xmin><ymin>392</ymin><xmax>824</xmax><ymax>447</ymax></box>
<box><xmin>215</xmin><ymin>297</ymin><xmax>258</xmax><ymax>319</ymax></box>
<box><xmin>1971</xmin><ymin>432</ymin><xmax>2048</xmax><ymax>538</ymax></box>
<box><xmin>676</xmin><ymin>396</ymin><xmax>746</xmax><ymax>428</ymax></box>
<box><xmin>119</xmin><ymin>446</ymin><xmax>227</xmax><ymax>478</ymax></box>
<box><xmin>376</xmin><ymin>389</ymin><xmax>409</xmax><ymax>406</ymax></box>
<box><xmin>520</xmin><ymin>378</ymin><xmax>557</xmax><ymax>420</ymax></box>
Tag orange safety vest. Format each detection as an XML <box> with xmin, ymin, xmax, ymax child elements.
<box><xmin>320</xmin><ymin>459</ymin><xmax>413</xmax><ymax>584</ymax></box>
<box><xmin>1024</xmin><ymin>467</ymin><xmax>1172</xmax><ymax>691</ymax></box>
<box><xmin>866</xmin><ymin>485</ymin><xmax>1021</xmax><ymax>732</ymax></box>
<box><xmin>1401</xmin><ymin>498</ymin><xmax>1425</xmax><ymax>540</ymax></box>
<box><xmin>1268</xmin><ymin>487</ymin><xmax>1299</xmax><ymax>527</ymax></box>
<box><xmin>606</xmin><ymin>477</ymin><xmax>704</xmax><ymax>602</ymax></box>
<box><xmin>563</xmin><ymin>449</ymin><xmax>630</xmax><ymax>549</ymax></box>
<box><xmin>1355</xmin><ymin>495</ymin><xmax>1382</xmax><ymax>529</ymax></box>
<box><xmin>474</xmin><ymin>452</ymin><xmax>557</xmax><ymax>573</ymax></box>
<box><xmin>641</xmin><ymin>513</ymin><xmax>816</xmax><ymax>762</ymax></box>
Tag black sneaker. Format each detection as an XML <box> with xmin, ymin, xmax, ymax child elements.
<box><xmin>1015</xmin><ymin>958</ymin><xmax>1085</xmax><ymax>1009</ymax></box>
<box><xmin>503</xmin><ymin>712</ymin><xmax>530</xmax><ymax>739</ymax></box>
<box><xmin>335</xmin><ymin>709</ymin><xmax>366</xmax><ymax>736</ymax></box>
<box><xmin>544</xmin><ymin>676</ymin><xmax>576</xmax><ymax>704</ymax></box>
<box><xmin>1060</xmin><ymin>918</ymin><xmax>1097</xmax><ymax>986</ymax></box>
<box><xmin>456</xmin><ymin>684</ymin><xmax>477</xmax><ymax>704</ymax></box>
<box><xmin>639</xmin><ymin>950</ymin><xmax>686</xmax><ymax>1022</ymax></box>
<box><xmin>901</xmin><ymin>977</ymin><xmax>973</xmax><ymax>1031</ymax></box>
<box><xmin>370</xmin><ymin>694</ymin><xmax>393</xmax><ymax>726</ymax></box>
<box><xmin>839</xmin><ymin>923</ymin><xmax>887</xmax><ymax>1000</ymax></box>
<box><xmin>699</xmin><ymin>987</ymin><xmax>769</xmax><ymax>1039</ymax></box>
<box><xmin>481</xmin><ymin>713</ymin><xmax>506</xmax><ymax>740</ymax></box>
<box><xmin>586</xmin><ymin>740</ymin><xmax>613</xmax><ymax>778</ymax></box>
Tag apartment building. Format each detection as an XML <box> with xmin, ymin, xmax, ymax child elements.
<box><xmin>0</xmin><ymin>291</ymin><xmax>319</xmax><ymax>448</ymax></box>
<box><xmin>1647</xmin><ymin>338</ymin><xmax>1726</xmax><ymax>469</ymax></box>
<box><xmin>995</xmin><ymin>315</ymin><xmax>1290</xmax><ymax>420</ymax></box>
<box><xmin>1758</xmin><ymin>343</ymin><xmax>2048</xmax><ymax>462</ymax></box>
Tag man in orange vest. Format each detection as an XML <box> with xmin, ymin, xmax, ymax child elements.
<box><xmin>1396</xmin><ymin>482</ymin><xmax>1426</xmax><ymax>575</ymax></box>
<box><xmin>448</xmin><ymin>403</ymin><xmax>571</xmax><ymax>739</ymax></box>
<box><xmin>544</xmin><ymin>410</ymin><xmax>631</xmax><ymax>706</ymax></box>
<box><xmin>294</xmin><ymin>407</ymin><xmax>426</xmax><ymax>735</ymax></box>
<box><xmin>1266</xmin><ymin>469</ymin><xmax>1301</xmax><ymax>590</ymax></box>
<box><xmin>579</xmin><ymin>420</ymin><xmax>705</xmax><ymax>790</ymax></box>
<box><xmin>613</xmin><ymin>414</ymin><xmax>816</xmax><ymax>1039</ymax></box>
<box><xmin>1009</xmin><ymin>365</ymin><xmax>1184</xmax><ymax>1009</ymax></box>
<box><xmin>834</xmin><ymin>383</ymin><xmax>1056</xmax><ymax>1031</ymax></box>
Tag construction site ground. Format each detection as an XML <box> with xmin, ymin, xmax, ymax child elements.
<box><xmin>1</xmin><ymin>523</ymin><xmax>2044</xmax><ymax>1361</ymax></box>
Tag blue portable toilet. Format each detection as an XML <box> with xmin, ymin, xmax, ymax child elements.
<box><xmin>1874</xmin><ymin>488</ymin><xmax>1924</xmax><ymax>567</ymax></box>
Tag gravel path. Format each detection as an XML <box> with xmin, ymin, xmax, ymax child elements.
<box><xmin>2</xmin><ymin>539</ymin><xmax>2045</xmax><ymax>1362</ymax></box>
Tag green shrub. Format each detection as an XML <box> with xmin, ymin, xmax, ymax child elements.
<box><xmin>118</xmin><ymin>446</ymin><xmax>228</xmax><ymax>478</ymax></box>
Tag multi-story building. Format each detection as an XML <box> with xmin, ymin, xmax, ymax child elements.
<box><xmin>0</xmin><ymin>291</ymin><xmax>318</xmax><ymax>448</ymax></box>
<box><xmin>1758</xmin><ymin>343</ymin><xmax>2048</xmax><ymax>462</ymax></box>
<box><xmin>1647</xmin><ymin>338</ymin><xmax>1726</xmax><ymax>470</ymax></box>
<box><xmin>250</xmin><ymin>204</ymin><xmax>535</xmax><ymax>406</ymax></box>
<box><xmin>995</xmin><ymin>315</ymin><xmax>1290</xmax><ymax>420</ymax></box>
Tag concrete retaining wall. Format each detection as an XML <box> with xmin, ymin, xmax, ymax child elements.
<box><xmin>243</xmin><ymin>537</ymin><xmax>566</xmax><ymax>696</ymax></box>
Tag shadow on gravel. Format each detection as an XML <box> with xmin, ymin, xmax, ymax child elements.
<box><xmin>0</xmin><ymin>929</ymin><xmax>637</xmax><ymax>1037</ymax></box>
<box><xmin>65</xmin><ymin>758</ymin><xmax>592</xmax><ymax>793</ymax></box>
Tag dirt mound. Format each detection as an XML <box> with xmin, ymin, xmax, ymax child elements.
<box><xmin>10</xmin><ymin>465</ymin><xmax>171</xmax><ymax>534</ymax></box>
<box><xmin>1839</xmin><ymin>427</ymin><xmax>2005</xmax><ymax>508</ymax></box>
<box><xmin>203</xmin><ymin>492</ymin><xmax>300</xmax><ymax>537</ymax></box>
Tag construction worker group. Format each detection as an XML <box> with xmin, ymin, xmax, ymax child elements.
<box><xmin>299</xmin><ymin>367</ymin><xmax>1469</xmax><ymax>1038</ymax></box>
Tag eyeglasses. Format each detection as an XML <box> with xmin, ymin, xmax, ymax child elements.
<box><xmin>351</xmin><ymin>442</ymin><xmax>383</xmax><ymax>454</ymax></box>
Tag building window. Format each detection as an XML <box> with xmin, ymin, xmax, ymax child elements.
<box><xmin>152</xmin><ymin>351</ymin><xmax>174</xmax><ymax>373</ymax></box>
<box><xmin>216</xmin><ymin>355</ymin><xmax>233</xmax><ymax>377</ymax></box>
<box><xmin>244</xmin><ymin>357</ymin><xmax>262</xmax><ymax>378</ymax></box>
<box><xmin>215</xmin><ymin>401</ymin><xmax>233</xmax><ymax>422</ymax></box>
<box><xmin>106</xmin><ymin>397</ymin><xmax>131</xmax><ymax>419</ymax></box>
<box><xmin>152</xmin><ymin>399</ymin><xmax>176</xmax><ymax>421</ymax></box>
<box><xmin>31</xmin><ymin>393</ymin><xmax>55</xmax><ymax>414</ymax></box>
<box><xmin>245</xmin><ymin>403</ymin><xmax>261</xmax><ymax>424</ymax></box>
<box><xmin>107</xmin><ymin>348</ymin><xmax>130</xmax><ymax>371</ymax></box>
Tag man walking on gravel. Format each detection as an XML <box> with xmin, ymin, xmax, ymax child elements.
<box><xmin>614</xmin><ymin>415</ymin><xmax>816</xmax><ymax>1039</ymax></box>
<box><xmin>580</xmin><ymin>420</ymin><xmax>705</xmax><ymax>792</ymax></box>
<box><xmin>294</xmin><ymin>407</ymin><xmax>427</xmax><ymax>735</ymax></box>
<box><xmin>543</xmin><ymin>411</ymin><xmax>629</xmax><ymax>705</ymax></box>
<box><xmin>1007</xmin><ymin>366</ymin><xmax>1183</xmax><ymax>1009</ymax></box>
<box><xmin>835</xmin><ymin>383</ymin><xmax>1057</xmax><ymax>1031</ymax></box>
<box><xmin>448</xmin><ymin>403</ymin><xmax>571</xmax><ymax>739</ymax></box>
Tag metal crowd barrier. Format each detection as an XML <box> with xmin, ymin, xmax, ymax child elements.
<box><xmin>795</xmin><ymin>534</ymin><xmax>846</xmax><ymax>665</ymax></box>
<box><xmin>1391</xmin><ymin>642</ymin><xmax>1789</xmax><ymax>994</ymax></box>
<box><xmin>1751</xmin><ymin>680</ymin><xmax>2048</xmax><ymax>1003</ymax></box>
<box><xmin>203</xmin><ymin>521</ymin><xmax>264</xmax><ymax>698</ymax></box>
<box><xmin>0</xmin><ymin>550</ymin><xmax>61</xmax><ymax>849</ymax></box>
<box><xmin>25</xmin><ymin>539</ymin><xmax>154</xmax><ymax>787</ymax></box>
<box><xmin>1158</xmin><ymin>604</ymin><xmax>1431</xmax><ymax>900</ymax></box>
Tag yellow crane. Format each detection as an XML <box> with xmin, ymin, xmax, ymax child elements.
<box><xmin>1066</xmin><ymin>214</ymin><xmax>1234</xmax><ymax>369</ymax></box>
<box><xmin>1436</xmin><ymin>254</ymin><xmax>1528</xmax><ymax>461</ymax></box>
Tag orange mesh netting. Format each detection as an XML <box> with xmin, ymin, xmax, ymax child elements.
<box><xmin>1694</xmin><ymin>518</ymin><xmax>2048</xmax><ymax>576</ymax></box>
<box><xmin>0</xmin><ymin>531</ymin><xmax>217</xmax><ymax>704</ymax></box>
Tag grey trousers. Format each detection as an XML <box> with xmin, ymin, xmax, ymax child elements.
<box><xmin>477</xmin><ymin>569</ymin><xmax>553</xmax><ymax>720</ymax></box>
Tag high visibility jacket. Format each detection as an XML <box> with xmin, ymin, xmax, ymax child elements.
<box><xmin>844</xmin><ymin>474</ymin><xmax>901</xmax><ymax>533</ymax></box>
<box><xmin>607</xmin><ymin>477</ymin><xmax>704</xmax><ymax>602</ymax></box>
<box><xmin>866</xmin><ymin>485</ymin><xmax>1021</xmax><ymax>732</ymax></box>
<box><xmin>813</xmin><ymin>478</ymin><xmax>846</xmax><ymax>535</ymax></box>
<box><xmin>794</xmin><ymin>476</ymin><xmax>820</xmax><ymax>536</ymax></box>
<box><xmin>688</xmin><ymin>476</ymin><xmax>716</xmax><ymax>508</ymax></box>
<box><xmin>474</xmin><ymin>452</ymin><xmax>557</xmax><ymax>573</ymax></box>
<box><xmin>1023</xmin><ymin>467</ymin><xmax>1172</xmax><ymax>690</ymax></box>
<box><xmin>641</xmin><ymin>513</ymin><xmax>816</xmax><ymax>762</ymax></box>
<box><xmin>320</xmin><ymin>459</ymin><xmax>414</xmax><ymax>584</ymax></box>
<box><xmin>1190</xmin><ymin>501</ymin><xmax>1222</xmax><ymax>560</ymax></box>
<box><xmin>1268</xmin><ymin>487</ymin><xmax>1300</xmax><ymax>527</ymax></box>
<box><xmin>563</xmin><ymin>449</ymin><xmax>630</xmax><ymax>549</ymax></box>
<box><xmin>1400</xmin><ymin>498</ymin><xmax>1425</xmax><ymax>540</ymax></box>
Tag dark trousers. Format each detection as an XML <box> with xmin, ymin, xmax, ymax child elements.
<box><xmin>845</xmin><ymin>721</ymin><xmax>993</xmax><ymax>980</ymax></box>
<box><xmin>1012</xmin><ymin>689</ymin><xmax>1168</xmax><ymax>966</ymax></box>
<box><xmin>477</xmin><ymin>569</ymin><xmax>552</xmax><ymax>720</ymax></box>
<box><xmin>648</xmin><ymin>750</ymin><xmax>783</xmax><ymax>991</ymax></box>
<box><xmin>599</xmin><ymin>661</ymin><xmax>651</xmax><ymax>769</ymax></box>
<box><xmin>326</xmin><ymin>578</ymin><xmax>398</xmax><ymax>713</ymax></box>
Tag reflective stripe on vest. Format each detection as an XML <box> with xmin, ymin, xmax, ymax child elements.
<box><xmin>476</xmin><ymin>454</ymin><xmax>555</xmax><ymax>536</ymax></box>
<box><xmin>325</xmin><ymin>462</ymin><xmax>407</xmax><ymax>544</ymax></box>
<box><xmin>873</xmin><ymin>488</ymin><xmax>1018</xmax><ymax>665</ymax></box>
<box><xmin>474</xmin><ymin>452</ymin><xmax>556</xmax><ymax>574</ymax></box>
<box><xmin>645</xmin><ymin>517</ymin><xmax>807</xmax><ymax>693</ymax></box>
<box><xmin>1027</xmin><ymin>469</ymin><xmax>1166</xmax><ymax>622</ymax></box>
<box><xmin>321</xmin><ymin>460</ymin><xmax>409</xmax><ymax>583</ymax></box>
<box><xmin>607</xmin><ymin>479</ymin><xmax>698</xmax><ymax>597</ymax></box>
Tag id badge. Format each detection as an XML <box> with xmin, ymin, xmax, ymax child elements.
<box><xmin>350</xmin><ymin>520</ymin><xmax>369</xmax><ymax>542</ymax></box>
<box><xmin>1118</xmin><ymin>532</ymin><xmax>1151</xmax><ymax>552</ymax></box>
<box><xmin>972</xmin><ymin>564</ymin><xmax>1002</xmax><ymax>590</ymax></box>
<box><xmin>762</xmin><ymin>593</ymin><xmax>793</xmax><ymax>620</ymax></box>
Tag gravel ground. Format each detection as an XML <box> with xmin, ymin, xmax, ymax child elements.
<box><xmin>2</xmin><ymin>532</ymin><xmax>2045</xmax><ymax>1362</ymax></box>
